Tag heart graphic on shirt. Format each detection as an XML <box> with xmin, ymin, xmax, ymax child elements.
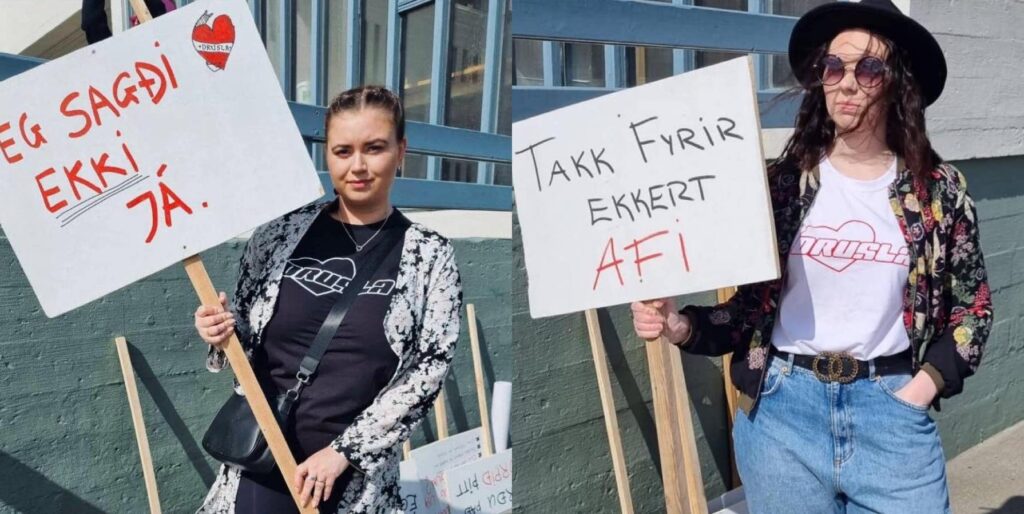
<box><xmin>192</xmin><ymin>12</ymin><xmax>236</xmax><ymax>71</ymax></box>
<box><xmin>794</xmin><ymin>220</ymin><xmax>878</xmax><ymax>273</ymax></box>
<box><xmin>283</xmin><ymin>257</ymin><xmax>356</xmax><ymax>297</ymax></box>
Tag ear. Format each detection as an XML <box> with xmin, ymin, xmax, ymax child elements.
<box><xmin>397</xmin><ymin>137</ymin><xmax>408</xmax><ymax>167</ymax></box>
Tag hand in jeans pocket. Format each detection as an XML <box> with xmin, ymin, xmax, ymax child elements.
<box><xmin>893</xmin><ymin>371</ymin><xmax>939</xmax><ymax>409</ymax></box>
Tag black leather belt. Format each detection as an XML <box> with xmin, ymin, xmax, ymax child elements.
<box><xmin>772</xmin><ymin>348</ymin><xmax>913</xmax><ymax>383</ymax></box>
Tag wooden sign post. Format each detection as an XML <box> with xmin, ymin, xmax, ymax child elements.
<box><xmin>512</xmin><ymin>57</ymin><xmax>779</xmax><ymax>513</ymax></box>
<box><xmin>129</xmin><ymin>2</ymin><xmax>312</xmax><ymax>512</ymax></box>
<box><xmin>717</xmin><ymin>287</ymin><xmax>742</xmax><ymax>489</ymax></box>
<box><xmin>185</xmin><ymin>258</ymin><xmax>316</xmax><ymax>514</ymax></box>
<box><xmin>646</xmin><ymin>336</ymin><xmax>708</xmax><ymax>514</ymax></box>
<box><xmin>435</xmin><ymin>391</ymin><xmax>450</xmax><ymax>440</ymax></box>
<box><xmin>584</xmin><ymin>309</ymin><xmax>635</xmax><ymax>514</ymax></box>
<box><xmin>114</xmin><ymin>336</ymin><xmax>162</xmax><ymax>514</ymax></box>
<box><xmin>467</xmin><ymin>303</ymin><xmax>494</xmax><ymax>456</ymax></box>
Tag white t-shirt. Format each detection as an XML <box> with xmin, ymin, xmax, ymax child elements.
<box><xmin>771</xmin><ymin>156</ymin><xmax>911</xmax><ymax>360</ymax></box>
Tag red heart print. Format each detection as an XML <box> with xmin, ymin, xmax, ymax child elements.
<box><xmin>796</xmin><ymin>220</ymin><xmax>877</xmax><ymax>273</ymax></box>
<box><xmin>192</xmin><ymin>14</ymin><xmax>236</xmax><ymax>71</ymax></box>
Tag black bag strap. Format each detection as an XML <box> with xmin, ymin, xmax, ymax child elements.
<box><xmin>285</xmin><ymin>217</ymin><xmax>406</xmax><ymax>399</ymax></box>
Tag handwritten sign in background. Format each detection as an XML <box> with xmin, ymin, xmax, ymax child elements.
<box><xmin>443</xmin><ymin>450</ymin><xmax>512</xmax><ymax>514</ymax></box>
<box><xmin>400</xmin><ymin>428</ymin><xmax>484</xmax><ymax>514</ymax></box>
<box><xmin>512</xmin><ymin>57</ymin><xmax>779</xmax><ymax>318</ymax></box>
<box><xmin>0</xmin><ymin>0</ymin><xmax>322</xmax><ymax>317</ymax></box>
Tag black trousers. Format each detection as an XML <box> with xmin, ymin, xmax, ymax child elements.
<box><xmin>235</xmin><ymin>467</ymin><xmax>353</xmax><ymax>513</ymax></box>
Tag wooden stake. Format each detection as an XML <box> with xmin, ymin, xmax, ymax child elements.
<box><xmin>128</xmin><ymin>0</ymin><xmax>154</xmax><ymax>23</ymax></box>
<box><xmin>114</xmin><ymin>337</ymin><xmax>162</xmax><ymax>514</ymax></box>
<box><xmin>646</xmin><ymin>335</ymin><xmax>708</xmax><ymax>514</ymax></box>
<box><xmin>466</xmin><ymin>304</ymin><xmax>494</xmax><ymax>456</ymax></box>
<box><xmin>584</xmin><ymin>309</ymin><xmax>634</xmax><ymax>514</ymax></box>
<box><xmin>717</xmin><ymin>288</ymin><xmax>740</xmax><ymax>420</ymax></box>
<box><xmin>434</xmin><ymin>390</ymin><xmax>449</xmax><ymax>440</ymax></box>
<box><xmin>126</xmin><ymin>6</ymin><xmax>310</xmax><ymax>512</ymax></box>
<box><xmin>717</xmin><ymin>287</ymin><xmax>741</xmax><ymax>489</ymax></box>
<box><xmin>402</xmin><ymin>440</ymin><xmax>412</xmax><ymax>460</ymax></box>
<box><xmin>184</xmin><ymin>256</ymin><xmax>316</xmax><ymax>514</ymax></box>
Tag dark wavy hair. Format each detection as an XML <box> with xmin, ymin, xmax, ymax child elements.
<box><xmin>325</xmin><ymin>85</ymin><xmax>406</xmax><ymax>141</ymax></box>
<box><xmin>773</xmin><ymin>32</ymin><xmax>940</xmax><ymax>187</ymax></box>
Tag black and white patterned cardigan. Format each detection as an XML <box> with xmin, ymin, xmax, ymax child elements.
<box><xmin>197</xmin><ymin>199</ymin><xmax>463</xmax><ymax>513</ymax></box>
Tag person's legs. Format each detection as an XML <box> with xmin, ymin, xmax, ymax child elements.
<box><xmin>839</xmin><ymin>371</ymin><xmax>951</xmax><ymax>514</ymax></box>
<box><xmin>732</xmin><ymin>356</ymin><xmax>844</xmax><ymax>514</ymax></box>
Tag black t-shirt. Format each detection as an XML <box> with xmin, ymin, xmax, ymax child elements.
<box><xmin>255</xmin><ymin>206</ymin><xmax>410</xmax><ymax>461</ymax></box>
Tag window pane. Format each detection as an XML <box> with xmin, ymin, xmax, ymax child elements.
<box><xmin>696</xmin><ymin>50</ymin><xmax>745</xmax><ymax>69</ymax></box>
<box><xmin>401</xmin><ymin>5</ymin><xmax>435</xmax><ymax>122</ymax></box>
<box><xmin>445</xmin><ymin>0</ymin><xmax>488</xmax><ymax>130</ymax></box>
<box><xmin>513</xmin><ymin>39</ymin><xmax>543</xmax><ymax>86</ymax></box>
<box><xmin>326</xmin><ymin>0</ymin><xmax>350</xmax><ymax>98</ymax></box>
<box><xmin>695</xmin><ymin>0</ymin><xmax>747</xmax><ymax>10</ymax></box>
<box><xmin>441</xmin><ymin>158</ymin><xmax>478</xmax><ymax>183</ymax></box>
<box><xmin>494</xmin><ymin>163</ymin><xmax>511</xmax><ymax>186</ymax></box>
<box><xmin>402</xmin><ymin>155</ymin><xmax>487</xmax><ymax>184</ymax></box>
<box><xmin>564</xmin><ymin>43</ymin><xmax>604</xmax><ymax>87</ymax></box>
<box><xmin>694</xmin><ymin>0</ymin><xmax>747</xmax><ymax>69</ymax></box>
<box><xmin>295</xmin><ymin>1</ymin><xmax>313</xmax><ymax>103</ymax></box>
<box><xmin>265</xmin><ymin>0</ymin><xmax>286</xmax><ymax>94</ymax></box>
<box><xmin>497</xmin><ymin>7</ymin><xmax>512</xmax><ymax>135</ymax></box>
<box><xmin>770</xmin><ymin>0</ymin><xmax>832</xmax><ymax>89</ymax></box>
<box><xmin>771</xmin><ymin>0</ymin><xmax>830</xmax><ymax>16</ymax></box>
<box><xmin>630</xmin><ymin>46</ymin><xmax>673</xmax><ymax>86</ymax></box>
<box><xmin>403</xmin><ymin>153</ymin><xmax>429</xmax><ymax>180</ymax></box>
<box><xmin>362</xmin><ymin>0</ymin><xmax>389</xmax><ymax>85</ymax></box>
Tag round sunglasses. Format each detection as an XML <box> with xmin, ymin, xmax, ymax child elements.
<box><xmin>816</xmin><ymin>54</ymin><xmax>887</xmax><ymax>88</ymax></box>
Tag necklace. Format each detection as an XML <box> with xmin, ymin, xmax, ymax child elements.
<box><xmin>339</xmin><ymin>208</ymin><xmax>393</xmax><ymax>252</ymax></box>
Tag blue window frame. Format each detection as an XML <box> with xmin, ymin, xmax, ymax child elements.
<box><xmin>511</xmin><ymin>0</ymin><xmax>832</xmax><ymax>128</ymax></box>
<box><xmin>241</xmin><ymin>0</ymin><xmax>511</xmax><ymax>188</ymax></box>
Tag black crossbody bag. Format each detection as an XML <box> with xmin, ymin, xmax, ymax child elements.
<box><xmin>201</xmin><ymin>225</ymin><xmax>405</xmax><ymax>473</ymax></box>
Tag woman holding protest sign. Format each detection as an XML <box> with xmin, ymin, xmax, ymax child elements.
<box><xmin>193</xmin><ymin>85</ymin><xmax>462</xmax><ymax>513</ymax></box>
<box><xmin>632</xmin><ymin>1</ymin><xmax>992</xmax><ymax>512</ymax></box>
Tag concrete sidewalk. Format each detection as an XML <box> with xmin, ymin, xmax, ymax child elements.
<box><xmin>948</xmin><ymin>420</ymin><xmax>1024</xmax><ymax>513</ymax></box>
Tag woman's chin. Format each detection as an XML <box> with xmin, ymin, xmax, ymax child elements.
<box><xmin>832</xmin><ymin>114</ymin><xmax>865</xmax><ymax>132</ymax></box>
<box><xmin>337</xmin><ymin>190</ymin><xmax>386</xmax><ymax>210</ymax></box>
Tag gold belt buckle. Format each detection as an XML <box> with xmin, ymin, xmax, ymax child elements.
<box><xmin>811</xmin><ymin>352</ymin><xmax>859</xmax><ymax>383</ymax></box>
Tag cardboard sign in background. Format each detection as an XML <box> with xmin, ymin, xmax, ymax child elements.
<box><xmin>444</xmin><ymin>450</ymin><xmax>513</xmax><ymax>514</ymax></box>
<box><xmin>0</xmin><ymin>0</ymin><xmax>323</xmax><ymax>317</ymax></box>
<box><xmin>512</xmin><ymin>57</ymin><xmax>779</xmax><ymax>318</ymax></box>
<box><xmin>406</xmin><ymin>428</ymin><xmax>485</xmax><ymax>513</ymax></box>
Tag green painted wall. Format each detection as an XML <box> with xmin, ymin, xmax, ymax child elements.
<box><xmin>0</xmin><ymin>234</ymin><xmax>510</xmax><ymax>513</ymax></box>
<box><xmin>511</xmin><ymin>155</ymin><xmax>1024</xmax><ymax>513</ymax></box>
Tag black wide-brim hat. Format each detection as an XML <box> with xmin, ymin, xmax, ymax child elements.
<box><xmin>788</xmin><ymin>0</ymin><xmax>947</xmax><ymax>106</ymax></box>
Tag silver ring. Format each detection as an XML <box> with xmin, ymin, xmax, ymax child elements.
<box><xmin>306</xmin><ymin>475</ymin><xmax>317</xmax><ymax>481</ymax></box>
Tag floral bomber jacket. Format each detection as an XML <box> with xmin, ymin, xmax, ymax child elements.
<box><xmin>681</xmin><ymin>158</ymin><xmax>994</xmax><ymax>413</ymax></box>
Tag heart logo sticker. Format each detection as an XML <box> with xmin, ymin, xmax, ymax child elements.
<box><xmin>192</xmin><ymin>12</ymin><xmax>236</xmax><ymax>71</ymax></box>
<box><xmin>792</xmin><ymin>219</ymin><xmax>909</xmax><ymax>273</ymax></box>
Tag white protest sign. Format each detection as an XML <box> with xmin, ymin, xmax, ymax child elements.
<box><xmin>0</xmin><ymin>0</ymin><xmax>323</xmax><ymax>317</ymax></box>
<box><xmin>512</xmin><ymin>56</ymin><xmax>779</xmax><ymax>318</ymax></box>
<box><xmin>399</xmin><ymin>459</ymin><xmax>437</xmax><ymax>514</ymax></box>
<box><xmin>404</xmin><ymin>427</ymin><xmax>484</xmax><ymax>514</ymax></box>
<box><xmin>443</xmin><ymin>450</ymin><xmax>513</xmax><ymax>514</ymax></box>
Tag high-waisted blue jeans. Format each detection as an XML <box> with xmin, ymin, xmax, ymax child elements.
<box><xmin>732</xmin><ymin>354</ymin><xmax>951</xmax><ymax>514</ymax></box>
